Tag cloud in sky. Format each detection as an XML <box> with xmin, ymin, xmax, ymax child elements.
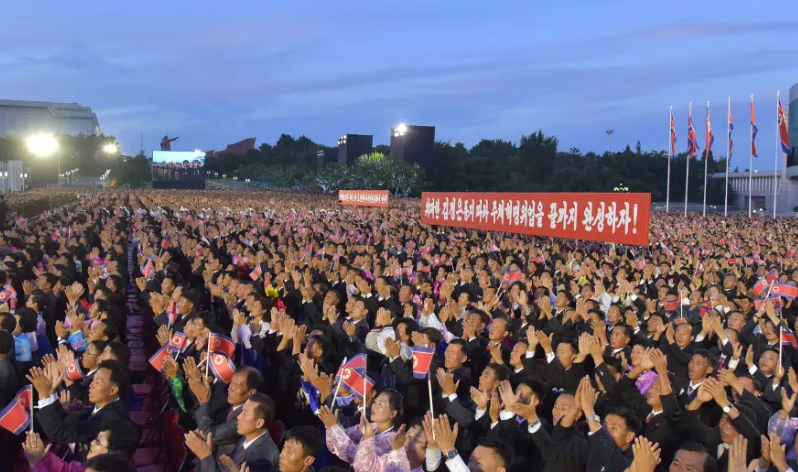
<box><xmin>0</xmin><ymin>0</ymin><xmax>796</xmax><ymax>168</ymax></box>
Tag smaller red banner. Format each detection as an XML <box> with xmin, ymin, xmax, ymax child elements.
<box><xmin>339</xmin><ymin>190</ymin><xmax>390</xmax><ymax>207</ymax></box>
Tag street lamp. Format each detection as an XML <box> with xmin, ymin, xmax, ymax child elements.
<box><xmin>103</xmin><ymin>144</ymin><xmax>118</xmax><ymax>154</ymax></box>
<box><xmin>233</xmin><ymin>176</ymin><xmax>238</xmax><ymax>190</ymax></box>
<box><xmin>20</xmin><ymin>173</ymin><xmax>28</xmax><ymax>192</ymax></box>
<box><xmin>26</xmin><ymin>133</ymin><xmax>60</xmax><ymax>186</ymax></box>
<box><xmin>1</xmin><ymin>171</ymin><xmax>6</xmax><ymax>193</ymax></box>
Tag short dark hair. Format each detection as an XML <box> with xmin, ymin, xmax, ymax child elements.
<box><xmin>84</xmin><ymin>452</ymin><xmax>136</xmax><ymax>472</ymax></box>
<box><xmin>106</xmin><ymin>421</ymin><xmax>140</xmax><ymax>455</ymax></box>
<box><xmin>692</xmin><ymin>349</ymin><xmax>716</xmax><ymax>367</ymax></box>
<box><xmin>477</xmin><ymin>439</ymin><xmax>514</xmax><ymax>469</ymax></box>
<box><xmin>605</xmin><ymin>406</ymin><xmax>641</xmax><ymax>433</ymax></box>
<box><xmin>0</xmin><ymin>330</ymin><xmax>14</xmax><ymax>355</ymax></box>
<box><xmin>98</xmin><ymin>320</ymin><xmax>118</xmax><ymax>342</ymax></box>
<box><xmin>486</xmin><ymin>363</ymin><xmax>511</xmax><ymax>383</ymax></box>
<box><xmin>448</xmin><ymin>338</ymin><xmax>469</xmax><ymax>356</ymax></box>
<box><xmin>105</xmin><ymin>341</ymin><xmax>131</xmax><ymax>365</ymax></box>
<box><xmin>239</xmin><ymin>366</ymin><xmax>265</xmax><ymax>393</ymax></box>
<box><xmin>674</xmin><ymin>441</ymin><xmax>717</xmax><ymax>472</ymax></box>
<box><xmin>285</xmin><ymin>426</ymin><xmax>323</xmax><ymax>459</ymax></box>
<box><xmin>98</xmin><ymin>360</ymin><xmax>128</xmax><ymax>394</ymax></box>
<box><xmin>420</xmin><ymin>327</ymin><xmax>442</xmax><ymax>345</ymax></box>
<box><xmin>15</xmin><ymin>308</ymin><xmax>38</xmax><ymax>333</ymax></box>
<box><xmin>0</xmin><ymin>313</ymin><xmax>17</xmax><ymax>333</ymax></box>
<box><xmin>248</xmin><ymin>392</ymin><xmax>276</xmax><ymax>426</ymax></box>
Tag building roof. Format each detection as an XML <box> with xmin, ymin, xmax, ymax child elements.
<box><xmin>0</xmin><ymin>99</ymin><xmax>101</xmax><ymax>133</ymax></box>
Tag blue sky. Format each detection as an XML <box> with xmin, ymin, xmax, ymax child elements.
<box><xmin>1</xmin><ymin>0</ymin><xmax>797</xmax><ymax>171</ymax></box>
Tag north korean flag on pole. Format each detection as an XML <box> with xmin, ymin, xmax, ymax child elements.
<box><xmin>664</xmin><ymin>299</ymin><xmax>680</xmax><ymax>312</ymax></box>
<box><xmin>501</xmin><ymin>270</ymin><xmax>524</xmax><ymax>288</ymax></box>
<box><xmin>340</xmin><ymin>367</ymin><xmax>374</xmax><ymax>401</ymax></box>
<box><xmin>148</xmin><ymin>344</ymin><xmax>170</xmax><ymax>372</ymax></box>
<box><xmin>412</xmin><ymin>346</ymin><xmax>435</xmax><ymax>380</ymax></box>
<box><xmin>336</xmin><ymin>354</ymin><xmax>366</xmax><ymax>379</ymax></box>
<box><xmin>168</xmin><ymin>331</ymin><xmax>189</xmax><ymax>354</ymax></box>
<box><xmin>766</xmin><ymin>269</ymin><xmax>780</xmax><ymax>283</ymax></box>
<box><xmin>209</xmin><ymin>353</ymin><xmax>237</xmax><ymax>384</ymax></box>
<box><xmin>249</xmin><ymin>265</ymin><xmax>263</xmax><ymax>281</ymax></box>
<box><xmin>781</xmin><ymin>326</ymin><xmax>798</xmax><ymax>348</ymax></box>
<box><xmin>770</xmin><ymin>284</ymin><xmax>798</xmax><ymax>300</ymax></box>
<box><xmin>752</xmin><ymin>278</ymin><xmax>769</xmax><ymax>297</ymax></box>
<box><xmin>209</xmin><ymin>333</ymin><xmax>236</xmax><ymax>358</ymax></box>
<box><xmin>64</xmin><ymin>358</ymin><xmax>85</xmax><ymax>381</ymax></box>
<box><xmin>0</xmin><ymin>386</ymin><xmax>33</xmax><ymax>434</ymax></box>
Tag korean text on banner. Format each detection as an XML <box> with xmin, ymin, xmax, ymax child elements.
<box><xmin>420</xmin><ymin>192</ymin><xmax>651</xmax><ymax>246</ymax></box>
<box><xmin>338</xmin><ymin>190</ymin><xmax>390</xmax><ymax>208</ymax></box>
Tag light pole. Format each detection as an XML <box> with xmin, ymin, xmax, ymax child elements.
<box><xmin>26</xmin><ymin>133</ymin><xmax>59</xmax><ymax>186</ymax></box>
<box><xmin>233</xmin><ymin>176</ymin><xmax>238</xmax><ymax>190</ymax></box>
<box><xmin>20</xmin><ymin>173</ymin><xmax>28</xmax><ymax>192</ymax></box>
<box><xmin>1</xmin><ymin>171</ymin><xmax>6</xmax><ymax>193</ymax></box>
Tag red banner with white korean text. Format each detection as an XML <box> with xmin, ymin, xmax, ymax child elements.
<box><xmin>420</xmin><ymin>192</ymin><xmax>651</xmax><ymax>246</ymax></box>
<box><xmin>339</xmin><ymin>190</ymin><xmax>390</xmax><ymax>207</ymax></box>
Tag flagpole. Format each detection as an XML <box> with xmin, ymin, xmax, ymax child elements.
<box><xmin>725</xmin><ymin>97</ymin><xmax>730</xmax><ymax>217</ymax></box>
<box><xmin>205</xmin><ymin>336</ymin><xmax>211</xmax><ymax>378</ymax></box>
<box><xmin>703</xmin><ymin>101</ymin><xmax>710</xmax><ymax>217</ymax></box>
<box><xmin>666</xmin><ymin>106</ymin><xmax>672</xmax><ymax>213</ymax></box>
<box><xmin>330</xmin><ymin>357</ymin><xmax>347</xmax><ymax>412</ymax></box>
<box><xmin>685</xmin><ymin>102</ymin><xmax>691</xmax><ymax>216</ymax></box>
<box><xmin>362</xmin><ymin>354</ymin><xmax>368</xmax><ymax>413</ymax></box>
<box><xmin>774</xmin><ymin>90</ymin><xmax>780</xmax><ymax>219</ymax></box>
<box><xmin>427</xmin><ymin>374</ymin><xmax>436</xmax><ymax>440</ymax></box>
<box><xmin>749</xmin><ymin>94</ymin><xmax>754</xmax><ymax>218</ymax></box>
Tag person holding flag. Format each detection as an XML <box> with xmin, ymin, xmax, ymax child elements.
<box><xmin>319</xmin><ymin>389</ymin><xmax>406</xmax><ymax>472</ymax></box>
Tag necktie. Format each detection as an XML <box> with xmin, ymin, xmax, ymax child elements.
<box><xmin>226</xmin><ymin>408</ymin><xmax>235</xmax><ymax>420</ymax></box>
<box><xmin>646</xmin><ymin>412</ymin><xmax>655</xmax><ymax>423</ymax></box>
<box><xmin>688</xmin><ymin>386</ymin><xmax>694</xmax><ymax>395</ymax></box>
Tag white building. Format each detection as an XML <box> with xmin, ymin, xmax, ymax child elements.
<box><xmin>0</xmin><ymin>161</ymin><xmax>26</xmax><ymax>192</ymax></box>
<box><xmin>710</xmin><ymin>169</ymin><xmax>798</xmax><ymax>214</ymax></box>
<box><xmin>0</xmin><ymin>99</ymin><xmax>101</xmax><ymax>137</ymax></box>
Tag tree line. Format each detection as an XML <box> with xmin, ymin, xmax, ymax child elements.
<box><xmin>0</xmin><ymin>131</ymin><xmax>734</xmax><ymax>204</ymax></box>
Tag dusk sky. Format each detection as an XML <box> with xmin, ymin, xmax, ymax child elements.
<box><xmin>1</xmin><ymin>1</ymin><xmax>797</xmax><ymax>171</ymax></box>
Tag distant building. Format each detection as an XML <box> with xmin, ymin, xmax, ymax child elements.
<box><xmin>709</xmin><ymin>170</ymin><xmax>798</xmax><ymax>214</ymax></box>
<box><xmin>0</xmin><ymin>161</ymin><xmax>26</xmax><ymax>192</ymax></box>
<box><xmin>0</xmin><ymin>99</ymin><xmax>101</xmax><ymax>136</ymax></box>
<box><xmin>205</xmin><ymin>137</ymin><xmax>257</xmax><ymax>158</ymax></box>
<box><xmin>338</xmin><ymin>134</ymin><xmax>373</xmax><ymax>166</ymax></box>
<box><xmin>390</xmin><ymin>124</ymin><xmax>435</xmax><ymax>170</ymax></box>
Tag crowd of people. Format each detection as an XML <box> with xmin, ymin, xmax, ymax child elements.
<box><xmin>0</xmin><ymin>188</ymin><xmax>796</xmax><ymax>472</ymax></box>
<box><xmin>152</xmin><ymin>162</ymin><xmax>205</xmax><ymax>182</ymax></box>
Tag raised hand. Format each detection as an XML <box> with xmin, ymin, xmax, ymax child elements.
<box><xmin>317</xmin><ymin>406</ymin><xmax>340</xmax><ymax>429</ymax></box>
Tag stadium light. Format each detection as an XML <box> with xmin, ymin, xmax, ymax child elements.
<box><xmin>26</xmin><ymin>133</ymin><xmax>58</xmax><ymax>157</ymax></box>
<box><xmin>103</xmin><ymin>144</ymin><xmax>118</xmax><ymax>154</ymax></box>
<box><xmin>394</xmin><ymin>123</ymin><xmax>408</xmax><ymax>137</ymax></box>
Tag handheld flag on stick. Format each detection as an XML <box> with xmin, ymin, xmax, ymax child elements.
<box><xmin>209</xmin><ymin>333</ymin><xmax>236</xmax><ymax>358</ymax></box>
<box><xmin>148</xmin><ymin>344</ymin><xmax>170</xmax><ymax>372</ymax></box>
<box><xmin>209</xmin><ymin>353</ymin><xmax>236</xmax><ymax>384</ymax></box>
<box><xmin>64</xmin><ymin>359</ymin><xmax>85</xmax><ymax>381</ymax></box>
<box><xmin>769</xmin><ymin>284</ymin><xmax>798</xmax><ymax>300</ymax></box>
<box><xmin>412</xmin><ymin>346</ymin><xmax>435</xmax><ymax>380</ymax></box>
<box><xmin>0</xmin><ymin>386</ymin><xmax>32</xmax><ymax>435</ymax></box>
<box><xmin>168</xmin><ymin>331</ymin><xmax>189</xmax><ymax>355</ymax></box>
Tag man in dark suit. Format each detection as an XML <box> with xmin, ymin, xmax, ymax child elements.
<box><xmin>192</xmin><ymin>367</ymin><xmax>265</xmax><ymax>457</ymax></box>
<box><xmin>32</xmin><ymin>360</ymin><xmax>135</xmax><ymax>462</ymax></box>
<box><xmin>189</xmin><ymin>393</ymin><xmax>280</xmax><ymax>472</ymax></box>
